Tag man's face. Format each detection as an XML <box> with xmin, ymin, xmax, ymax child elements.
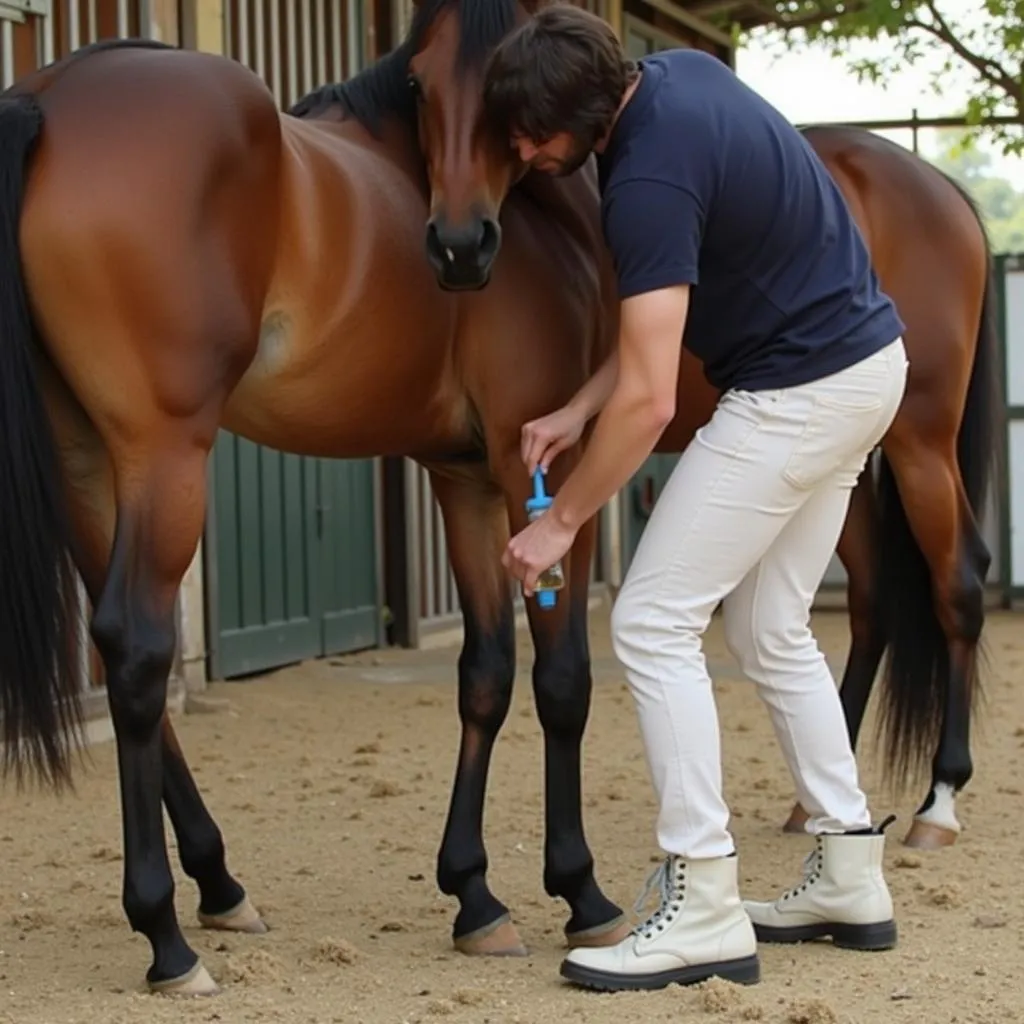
<box><xmin>511</xmin><ymin>131</ymin><xmax>591</xmax><ymax>177</ymax></box>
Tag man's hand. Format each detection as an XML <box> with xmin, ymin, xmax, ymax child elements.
<box><xmin>502</xmin><ymin>507</ymin><xmax>577</xmax><ymax>596</ymax></box>
<box><xmin>521</xmin><ymin>405</ymin><xmax>588</xmax><ymax>475</ymax></box>
<box><xmin>520</xmin><ymin>350</ymin><xmax>622</xmax><ymax>474</ymax></box>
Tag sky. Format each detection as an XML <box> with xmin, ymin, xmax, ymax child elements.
<box><xmin>729</xmin><ymin>0</ymin><xmax>1021</xmax><ymax>181</ymax></box>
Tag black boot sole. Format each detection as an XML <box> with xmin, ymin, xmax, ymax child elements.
<box><xmin>753</xmin><ymin>918</ymin><xmax>897</xmax><ymax>951</ymax></box>
<box><xmin>559</xmin><ymin>953</ymin><xmax>761</xmax><ymax>992</ymax></box>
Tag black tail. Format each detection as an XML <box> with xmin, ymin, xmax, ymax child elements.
<box><xmin>0</xmin><ymin>93</ymin><xmax>84</xmax><ymax>790</ymax></box>
<box><xmin>873</xmin><ymin>176</ymin><xmax>1002</xmax><ymax>789</ymax></box>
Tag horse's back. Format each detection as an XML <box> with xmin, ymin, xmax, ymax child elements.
<box><xmin>802</xmin><ymin>125</ymin><xmax>986</xmax><ymax>281</ymax></box>
<box><xmin>803</xmin><ymin>124</ymin><xmax>988</xmax><ymax>419</ymax></box>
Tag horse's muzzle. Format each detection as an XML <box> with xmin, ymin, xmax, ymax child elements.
<box><xmin>425</xmin><ymin>214</ymin><xmax>502</xmax><ymax>291</ymax></box>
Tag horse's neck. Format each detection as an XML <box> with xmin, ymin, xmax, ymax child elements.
<box><xmin>513</xmin><ymin>166</ymin><xmax>606</xmax><ymax>261</ymax></box>
<box><xmin>316</xmin><ymin>109</ymin><xmax>429</xmax><ymax>194</ymax></box>
<box><xmin>512</xmin><ymin>163</ymin><xmax>619</xmax><ymax>366</ymax></box>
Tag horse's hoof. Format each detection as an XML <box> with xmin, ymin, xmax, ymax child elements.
<box><xmin>198</xmin><ymin>896</ymin><xmax>268</xmax><ymax>934</ymax></box>
<box><xmin>149</xmin><ymin>961</ymin><xmax>219</xmax><ymax>997</ymax></box>
<box><xmin>902</xmin><ymin>819</ymin><xmax>959</xmax><ymax>849</ymax></box>
<box><xmin>782</xmin><ymin>803</ymin><xmax>811</xmax><ymax>834</ymax></box>
<box><xmin>453</xmin><ymin>913</ymin><xmax>528</xmax><ymax>957</ymax></box>
<box><xmin>565</xmin><ymin>914</ymin><xmax>631</xmax><ymax>949</ymax></box>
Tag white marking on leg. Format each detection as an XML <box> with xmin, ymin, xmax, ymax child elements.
<box><xmin>914</xmin><ymin>782</ymin><xmax>961</xmax><ymax>832</ymax></box>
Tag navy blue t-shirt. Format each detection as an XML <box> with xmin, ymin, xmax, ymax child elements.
<box><xmin>595</xmin><ymin>49</ymin><xmax>905</xmax><ymax>392</ymax></box>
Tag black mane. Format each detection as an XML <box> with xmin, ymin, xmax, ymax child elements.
<box><xmin>289</xmin><ymin>0</ymin><xmax>517</xmax><ymax>135</ymax></box>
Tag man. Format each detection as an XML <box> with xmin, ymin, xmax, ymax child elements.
<box><xmin>485</xmin><ymin>3</ymin><xmax>907</xmax><ymax>994</ymax></box>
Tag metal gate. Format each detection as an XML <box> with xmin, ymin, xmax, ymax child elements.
<box><xmin>0</xmin><ymin>0</ymin><xmax>156</xmax><ymax>89</ymax></box>
<box><xmin>224</xmin><ymin>0</ymin><xmax>365</xmax><ymax>109</ymax></box>
<box><xmin>997</xmin><ymin>252</ymin><xmax>1024</xmax><ymax>601</ymax></box>
<box><xmin>204</xmin><ymin>0</ymin><xmax>382</xmax><ymax>680</ymax></box>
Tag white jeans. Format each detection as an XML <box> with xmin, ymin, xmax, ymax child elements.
<box><xmin>611</xmin><ymin>338</ymin><xmax>909</xmax><ymax>860</ymax></box>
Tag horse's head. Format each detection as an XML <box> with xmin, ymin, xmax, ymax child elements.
<box><xmin>406</xmin><ymin>0</ymin><xmax>537</xmax><ymax>290</ymax></box>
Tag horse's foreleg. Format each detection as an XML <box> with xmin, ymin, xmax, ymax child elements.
<box><xmin>525</xmin><ymin>514</ymin><xmax>628</xmax><ymax>947</ymax></box>
<box><xmin>783</xmin><ymin>469</ymin><xmax>888</xmax><ymax>834</ymax></box>
<box><xmin>91</xmin><ymin>442</ymin><xmax>220</xmax><ymax>996</ymax></box>
<box><xmin>428</xmin><ymin>469</ymin><xmax>525</xmax><ymax>956</ymax></box>
<box><xmin>160</xmin><ymin>715</ymin><xmax>266</xmax><ymax>934</ymax></box>
<box><xmin>492</xmin><ymin>453</ymin><xmax>626</xmax><ymax>949</ymax></box>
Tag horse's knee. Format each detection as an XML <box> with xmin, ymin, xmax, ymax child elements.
<box><xmin>456</xmin><ymin>617</ymin><xmax>516</xmax><ymax>737</ymax></box>
<box><xmin>532</xmin><ymin>631</ymin><xmax>591</xmax><ymax>739</ymax></box>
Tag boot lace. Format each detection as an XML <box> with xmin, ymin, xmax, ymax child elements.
<box><xmin>779</xmin><ymin>837</ymin><xmax>823</xmax><ymax>902</ymax></box>
<box><xmin>631</xmin><ymin>856</ymin><xmax>686</xmax><ymax>939</ymax></box>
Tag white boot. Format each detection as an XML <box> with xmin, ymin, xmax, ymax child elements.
<box><xmin>743</xmin><ymin>816</ymin><xmax>898</xmax><ymax>951</ymax></box>
<box><xmin>559</xmin><ymin>854</ymin><xmax>760</xmax><ymax>991</ymax></box>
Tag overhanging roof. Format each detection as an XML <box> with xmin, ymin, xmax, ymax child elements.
<box><xmin>665</xmin><ymin>0</ymin><xmax>868</xmax><ymax>37</ymax></box>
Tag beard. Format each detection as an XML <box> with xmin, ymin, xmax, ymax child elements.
<box><xmin>546</xmin><ymin>135</ymin><xmax>593</xmax><ymax>177</ymax></box>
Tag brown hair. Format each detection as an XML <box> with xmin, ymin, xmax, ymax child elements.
<box><xmin>483</xmin><ymin>4</ymin><xmax>637</xmax><ymax>147</ymax></box>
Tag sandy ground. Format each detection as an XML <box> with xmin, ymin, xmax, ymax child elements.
<box><xmin>2</xmin><ymin>602</ymin><xmax>1022</xmax><ymax>1024</ymax></box>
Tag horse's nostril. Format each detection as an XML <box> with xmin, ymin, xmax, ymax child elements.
<box><xmin>479</xmin><ymin>217</ymin><xmax>502</xmax><ymax>263</ymax></box>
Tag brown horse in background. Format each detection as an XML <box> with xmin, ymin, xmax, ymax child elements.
<box><xmin>0</xmin><ymin>5</ymin><xmax>631</xmax><ymax>996</ymax></box>
<box><xmin>398</xmin><ymin>0</ymin><xmax>1001</xmax><ymax>848</ymax></box>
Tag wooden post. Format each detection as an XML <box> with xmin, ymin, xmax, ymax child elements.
<box><xmin>180</xmin><ymin>0</ymin><xmax>225</xmax><ymax>54</ymax></box>
<box><xmin>605</xmin><ymin>0</ymin><xmax>623</xmax><ymax>36</ymax></box>
<box><xmin>168</xmin><ymin>0</ymin><xmax>222</xmax><ymax>699</ymax></box>
<box><xmin>142</xmin><ymin>0</ymin><xmax>179</xmax><ymax>41</ymax></box>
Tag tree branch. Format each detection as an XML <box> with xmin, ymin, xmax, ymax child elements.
<box><xmin>908</xmin><ymin>0</ymin><xmax>1021</xmax><ymax>107</ymax></box>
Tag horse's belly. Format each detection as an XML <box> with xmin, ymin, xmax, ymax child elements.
<box><xmin>221</xmin><ymin>307</ymin><xmax>468</xmax><ymax>460</ymax></box>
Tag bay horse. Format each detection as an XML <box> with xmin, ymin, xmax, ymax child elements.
<box><xmin>398</xmin><ymin>1</ymin><xmax>1001</xmax><ymax>848</ymax></box>
<box><xmin>0</xmin><ymin>4</ymin><xmax>630</xmax><ymax>998</ymax></box>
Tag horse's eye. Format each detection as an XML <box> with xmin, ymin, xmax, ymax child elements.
<box><xmin>407</xmin><ymin>75</ymin><xmax>422</xmax><ymax>97</ymax></box>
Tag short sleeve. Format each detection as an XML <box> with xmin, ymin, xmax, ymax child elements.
<box><xmin>602</xmin><ymin>179</ymin><xmax>705</xmax><ymax>300</ymax></box>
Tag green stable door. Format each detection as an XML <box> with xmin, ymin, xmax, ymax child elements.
<box><xmin>205</xmin><ymin>432</ymin><xmax>381</xmax><ymax>679</ymax></box>
<box><xmin>622</xmin><ymin>453</ymin><xmax>681</xmax><ymax>572</ymax></box>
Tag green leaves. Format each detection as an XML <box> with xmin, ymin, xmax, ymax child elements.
<box><xmin>730</xmin><ymin>0</ymin><xmax>1022</xmax><ymax>155</ymax></box>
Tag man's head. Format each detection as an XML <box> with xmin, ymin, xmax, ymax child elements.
<box><xmin>483</xmin><ymin>3</ymin><xmax>637</xmax><ymax>177</ymax></box>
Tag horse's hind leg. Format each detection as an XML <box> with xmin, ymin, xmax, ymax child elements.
<box><xmin>429</xmin><ymin>468</ymin><xmax>526</xmax><ymax>956</ymax></box>
<box><xmin>87</xmin><ymin>438</ymin><xmax>226</xmax><ymax>994</ymax></box>
<box><xmin>783</xmin><ymin>466</ymin><xmax>888</xmax><ymax>833</ymax></box>
<box><xmin>49</xmin><ymin>373</ymin><xmax>261</xmax><ymax>979</ymax></box>
<box><xmin>876</xmin><ymin>417</ymin><xmax>987</xmax><ymax>849</ymax></box>
<box><xmin>161</xmin><ymin>715</ymin><xmax>266</xmax><ymax>934</ymax></box>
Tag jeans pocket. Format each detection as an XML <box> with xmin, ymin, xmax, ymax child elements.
<box><xmin>781</xmin><ymin>396</ymin><xmax>881</xmax><ymax>491</ymax></box>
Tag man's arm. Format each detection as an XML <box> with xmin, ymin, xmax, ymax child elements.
<box><xmin>543</xmin><ymin>170</ymin><xmax>707</xmax><ymax>527</ymax></box>
<box><xmin>567</xmin><ymin>349</ymin><xmax>620</xmax><ymax>422</ymax></box>
<box><xmin>549</xmin><ymin>284</ymin><xmax>689</xmax><ymax>532</ymax></box>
